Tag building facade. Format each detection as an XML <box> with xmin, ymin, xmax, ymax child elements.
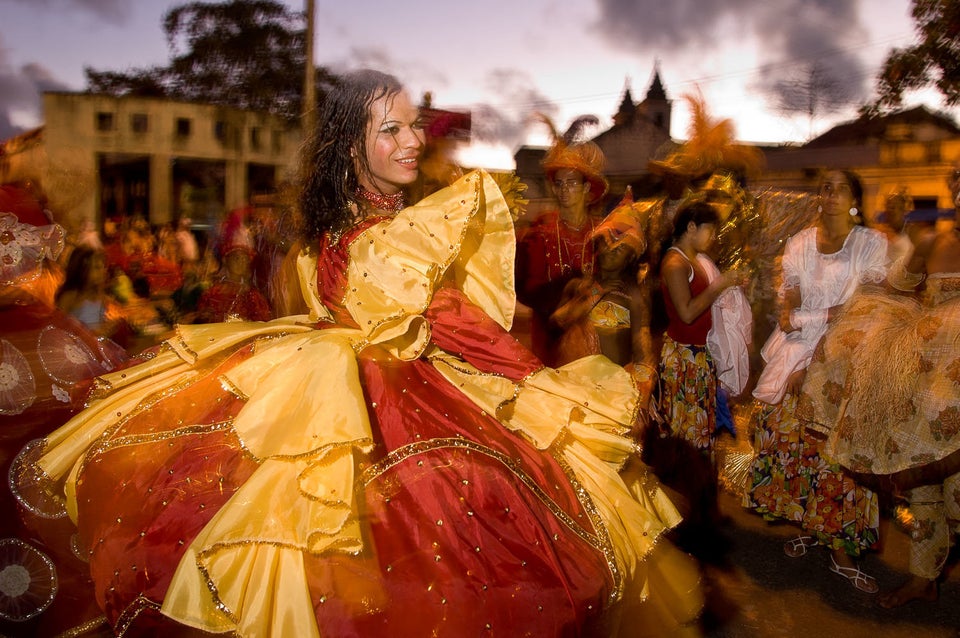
<box><xmin>755</xmin><ymin>106</ymin><xmax>960</xmax><ymax>221</ymax></box>
<box><xmin>0</xmin><ymin>92</ymin><xmax>301</xmax><ymax>233</ymax></box>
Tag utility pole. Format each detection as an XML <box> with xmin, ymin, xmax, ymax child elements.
<box><xmin>302</xmin><ymin>0</ymin><xmax>316</xmax><ymax>134</ymax></box>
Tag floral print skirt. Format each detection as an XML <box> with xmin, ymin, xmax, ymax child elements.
<box><xmin>656</xmin><ymin>337</ymin><xmax>717</xmax><ymax>455</ymax></box>
<box><xmin>744</xmin><ymin>394</ymin><xmax>880</xmax><ymax>557</ymax></box>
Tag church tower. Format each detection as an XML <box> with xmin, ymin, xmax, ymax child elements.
<box><xmin>639</xmin><ymin>64</ymin><xmax>671</xmax><ymax>134</ymax></box>
<box><xmin>613</xmin><ymin>77</ymin><xmax>635</xmax><ymax>128</ymax></box>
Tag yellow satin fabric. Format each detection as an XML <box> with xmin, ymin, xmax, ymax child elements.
<box><xmin>33</xmin><ymin>171</ymin><xmax>693</xmax><ymax>637</ymax></box>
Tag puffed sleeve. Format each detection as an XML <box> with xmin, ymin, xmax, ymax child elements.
<box><xmin>853</xmin><ymin>226</ymin><xmax>889</xmax><ymax>285</ymax></box>
<box><xmin>342</xmin><ymin>170</ymin><xmax>516</xmax><ymax>360</ymax></box>
<box><xmin>778</xmin><ymin>228</ymin><xmax>807</xmax><ymax>294</ymax></box>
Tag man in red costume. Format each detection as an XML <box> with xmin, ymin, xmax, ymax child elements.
<box><xmin>515</xmin><ymin>133</ymin><xmax>608</xmax><ymax>366</ymax></box>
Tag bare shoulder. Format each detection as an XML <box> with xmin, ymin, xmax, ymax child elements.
<box><xmin>926</xmin><ymin>227</ymin><xmax>960</xmax><ymax>273</ymax></box>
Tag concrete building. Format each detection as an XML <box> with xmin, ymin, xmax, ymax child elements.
<box><xmin>0</xmin><ymin>92</ymin><xmax>301</xmax><ymax>233</ymax></box>
<box><xmin>755</xmin><ymin>106</ymin><xmax>960</xmax><ymax>221</ymax></box>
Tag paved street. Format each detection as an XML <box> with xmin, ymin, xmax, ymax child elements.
<box><xmin>693</xmin><ymin>465</ymin><xmax>960</xmax><ymax>638</ymax></box>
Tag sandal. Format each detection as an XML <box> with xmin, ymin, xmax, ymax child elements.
<box><xmin>783</xmin><ymin>535</ymin><xmax>814</xmax><ymax>558</ymax></box>
<box><xmin>829</xmin><ymin>555</ymin><xmax>879</xmax><ymax>594</ymax></box>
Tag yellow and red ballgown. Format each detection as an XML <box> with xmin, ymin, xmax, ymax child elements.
<box><xmin>24</xmin><ymin>171</ymin><xmax>701</xmax><ymax>637</ymax></box>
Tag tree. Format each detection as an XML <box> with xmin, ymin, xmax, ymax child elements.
<box><xmin>85</xmin><ymin>0</ymin><xmax>332</xmax><ymax>121</ymax></box>
<box><xmin>874</xmin><ymin>0</ymin><xmax>960</xmax><ymax>108</ymax></box>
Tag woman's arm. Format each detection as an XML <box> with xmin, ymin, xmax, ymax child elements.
<box><xmin>777</xmin><ymin>285</ymin><xmax>802</xmax><ymax>332</ymax></box>
<box><xmin>550</xmin><ymin>276</ymin><xmax>602</xmax><ymax>330</ymax></box>
<box><xmin>661</xmin><ymin>252</ymin><xmax>737</xmax><ymax>324</ymax></box>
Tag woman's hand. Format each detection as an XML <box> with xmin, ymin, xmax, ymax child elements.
<box><xmin>778</xmin><ymin>308</ymin><xmax>795</xmax><ymax>333</ymax></box>
<box><xmin>722</xmin><ymin>268</ymin><xmax>750</xmax><ymax>289</ymax></box>
<box><xmin>785</xmin><ymin>368</ymin><xmax>806</xmax><ymax>397</ymax></box>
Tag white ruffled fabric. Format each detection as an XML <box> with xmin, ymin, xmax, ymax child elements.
<box><xmin>753</xmin><ymin>225</ymin><xmax>888</xmax><ymax>405</ymax></box>
<box><xmin>695</xmin><ymin>254</ymin><xmax>752</xmax><ymax>397</ymax></box>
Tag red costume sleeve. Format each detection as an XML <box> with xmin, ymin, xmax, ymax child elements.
<box><xmin>425</xmin><ymin>287</ymin><xmax>542</xmax><ymax>382</ymax></box>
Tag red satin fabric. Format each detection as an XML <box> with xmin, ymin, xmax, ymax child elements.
<box><xmin>72</xmin><ymin>229</ymin><xmax>616</xmax><ymax>635</ymax></box>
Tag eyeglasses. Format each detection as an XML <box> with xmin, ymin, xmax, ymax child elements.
<box><xmin>553</xmin><ymin>179</ymin><xmax>584</xmax><ymax>190</ymax></box>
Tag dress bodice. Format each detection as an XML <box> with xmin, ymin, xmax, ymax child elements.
<box><xmin>782</xmin><ymin>226</ymin><xmax>888</xmax><ymax>311</ymax></box>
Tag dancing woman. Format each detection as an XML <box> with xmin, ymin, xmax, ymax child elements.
<box><xmin>18</xmin><ymin>70</ymin><xmax>702</xmax><ymax>637</ymax></box>
<box><xmin>744</xmin><ymin>170</ymin><xmax>888</xmax><ymax>593</ymax></box>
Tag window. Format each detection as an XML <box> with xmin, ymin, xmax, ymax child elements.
<box><xmin>214</xmin><ymin>120</ymin><xmax>227</xmax><ymax>142</ymax></box>
<box><xmin>250</xmin><ymin>127</ymin><xmax>262</xmax><ymax>151</ymax></box>
<box><xmin>176</xmin><ymin>117</ymin><xmax>191</xmax><ymax>137</ymax></box>
<box><xmin>96</xmin><ymin>112</ymin><xmax>115</xmax><ymax>131</ymax></box>
<box><xmin>131</xmin><ymin>113</ymin><xmax>148</xmax><ymax>134</ymax></box>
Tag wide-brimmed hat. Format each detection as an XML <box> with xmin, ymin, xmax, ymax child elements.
<box><xmin>648</xmin><ymin>94</ymin><xmax>764</xmax><ymax>181</ymax></box>
<box><xmin>219</xmin><ymin>207</ymin><xmax>256</xmax><ymax>260</ymax></box>
<box><xmin>702</xmin><ymin>171</ymin><xmax>748</xmax><ymax>203</ymax></box>
<box><xmin>542</xmin><ymin>140</ymin><xmax>609</xmax><ymax>204</ymax></box>
<box><xmin>646</xmin><ymin>140</ymin><xmax>692</xmax><ymax>177</ymax></box>
<box><xmin>538</xmin><ymin>114</ymin><xmax>608</xmax><ymax>204</ymax></box>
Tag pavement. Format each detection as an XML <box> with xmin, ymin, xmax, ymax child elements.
<box><xmin>683</xmin><ymin>451</ymin><xmax>960</xmax><ymax>638</ymax></box>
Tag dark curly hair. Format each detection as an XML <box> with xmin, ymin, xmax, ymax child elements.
<box><xmin>298</xmin><ymin>69</ymin><xmax>404</xmax><ymax>240</ymax></box>
<box><xmin>670</xmin><ymin>200</ymin><xmax>721</xmax><ymax>241</ymax></box>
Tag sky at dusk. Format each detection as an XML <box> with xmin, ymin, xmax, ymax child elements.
<box><xmin>0</xmin><ymin>0</ymin><xmax>951</xmax><ymax>169</ymax></box>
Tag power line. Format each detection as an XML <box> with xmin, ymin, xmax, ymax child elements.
<box><xmin>494</xmin><ymin>32</ymin><xmax>917</xmax><ymax>114</ymax></box>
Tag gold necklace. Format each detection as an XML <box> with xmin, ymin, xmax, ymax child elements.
<box><xmin>555</xmin><ymin>216</ymin><xmax>593</xmax><ymax>278</ymax></box>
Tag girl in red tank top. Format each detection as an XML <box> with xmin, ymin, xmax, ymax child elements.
<box><xmin>653</xmin><ymin>201</ymin><xmax>747</xmax><ymax>539</ymax></box>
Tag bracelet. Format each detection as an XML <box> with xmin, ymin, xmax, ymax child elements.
<box><xmin>631</xmin><ymin>363</ymin><xmax>657</xmax><ymax>382</ymax></box>
<box><xmin>887</xmin><ymin>256</ymin><xmax>925</xmax><ymax>291</ymax></box>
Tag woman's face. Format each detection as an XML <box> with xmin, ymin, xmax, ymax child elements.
<box><xmin>818</xmin><ymin>171</ymin><xmax>856</xmax><ymax>218</ymax></box>
<box><xmin>87</xmin><ymin>254</ymin><xmax>107</xmax><ymax>288</ymax></box>
<box><xmin>692</xmin><ymin>222</ymin><xmax>717</xmax><ymax>253</ymax></box>
<box><xmin>359</xmin><ymin>90</ymin><xmax>425</xmax><ymax>195</ymax></box>
<box><xmin>598</xmin><ymin>242</ymin><xmax>632</xmax><ymax>273</ymax></box>
<box><xmin>225</xmin><ymin>250</ymin><xmax>252</xmax><ymax>279</ymax></box>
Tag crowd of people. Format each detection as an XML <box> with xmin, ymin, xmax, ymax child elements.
<box><xmin>0</xmin><ymin>68</ymin><xmax>958</xmax><ymax>637</ymax></box>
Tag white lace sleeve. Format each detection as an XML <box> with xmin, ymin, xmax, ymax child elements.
<box><xmin>853</xmin><ymin>227</ymin><xmax>889</xmax><ymax>285</ymax></box>
<box><xmin>778</xmin><ymin>231</ymin><xmax>804</xmax><ymax>294</ymax></box>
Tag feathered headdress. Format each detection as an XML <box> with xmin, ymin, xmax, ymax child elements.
<box><xmin>659</xmin><ymin>92</ymin><xmax>765</xmax><ymax>179</ymax></box>
<box><xmin>538</xmin><ymin>113</ymin><xmax>609</xmax><ymax>204</ymax></box>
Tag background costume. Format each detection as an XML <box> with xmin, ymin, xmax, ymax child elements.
<box><xmin>0</xmin><ymin>184</ymin><xmax>128</xmax><ymax>635</ymax></box>
<box><xmin>515</xmin><ymin>126</ymin><xmax>608</xmax><ymax>367</ymax></box>
<box><xmin>745</xmin><ymin>225</ymin><xmax>887</xmax><ymax>558</ymax></box>
<box><xmin>800</xmin><ymin>271</ymin><xmax>960</xmax><ymax>582</ymax></box>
